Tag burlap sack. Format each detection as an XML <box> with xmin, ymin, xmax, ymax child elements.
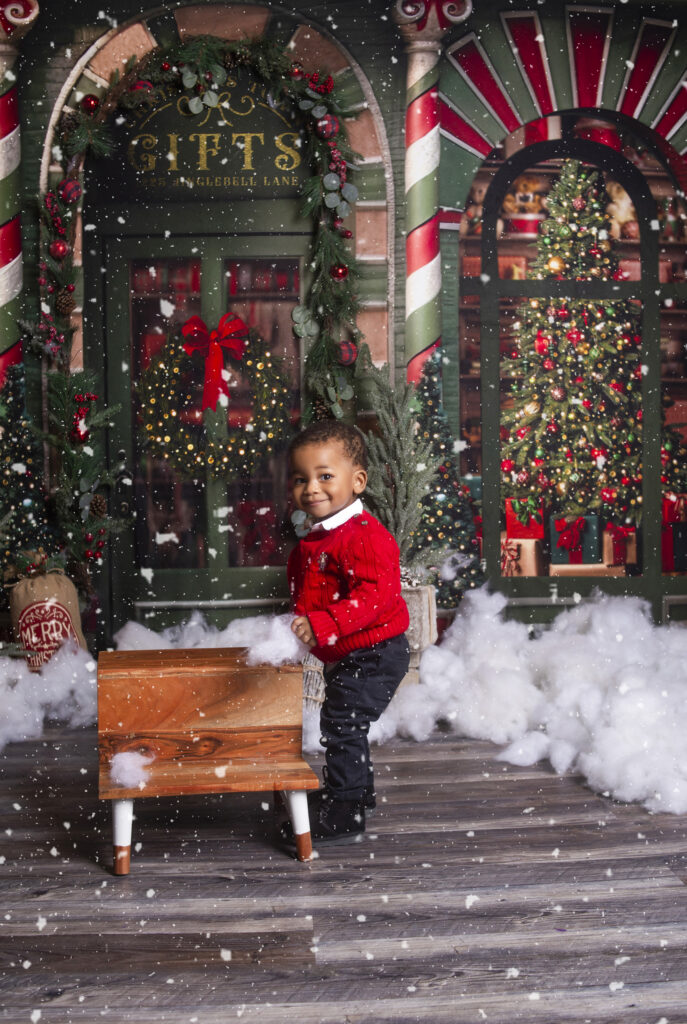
<box><xmin>9</xmin><ymin>570</ymin><xmax>87</xmax><ymax>671</ymax></box>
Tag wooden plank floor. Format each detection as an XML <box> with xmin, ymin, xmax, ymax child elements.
<box><xmin>1</xmin><ymin>726</ymin><xmax>686</xmax><ymax>1023</ymax></box>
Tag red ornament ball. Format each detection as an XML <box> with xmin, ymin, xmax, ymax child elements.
<box><xmin>566</xmin><ymin>328</ymin><xmax>583</xmax><ymax>345</ymax></box>
<box><xmin>500</xmin><ymin>459</ymin><xmax>514</xmax><ymax>473</ymax></box>
<box><xmin>516</xmin><ymin>469</ymin><xmax>530</xmax><ymax>486</ymax></box>
<box><xmin>58</xmin><ymin>178</ymin><xmax>82</xmax><ymax>205</ymax></box>
<box><xmin>551</xmin><ymin>385</ymin><xmax>566</xmax><ymax>401</ymax></box>
<box><xmin>337</xmin><ymin>340</ymin><xmax>358</xmax><ymax>366</ymax></box>
<box><xmin>542</xmin><ymin>357</ymin><xmax>555</xmax><ymax>370</ymax></box>
<box><xmin>161</xmin><ymin>61</ymin><xmax>171</xmax><ymax>71</ymax></box>
<box><xmin>80</xmin><ymin>94</ymin><xmax>100</xmax><ymax>115</ymax></box>
<box><xmin>573</xmin><ymin>196</ymin><xmax>586</xmax><ymax>211</ymax></box>
<box><xmin>534</xmin><ymin>330</ymin><xmax>552</xmax><ymax>354</ymax></box>
<box><xmin>329</xmin><ymin>263</ymin><xmax>348</xmax><ymax>281</ymax></box>
<box><xmin>49</xmin><ymin>239</ymin><xmax>69</xmax><ymax>260</ymax></box>
<box><xmin>316</xmin><ymin>114</ymin><xmax>340</xmax><ymax>139</ymax></box>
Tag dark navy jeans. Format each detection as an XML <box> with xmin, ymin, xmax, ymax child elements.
<box><xmin>320</xmin><ymin>633</ymin><xmax>410</xmax><ymax>801</ymax></box>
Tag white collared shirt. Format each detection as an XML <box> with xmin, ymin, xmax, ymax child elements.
<box><xmin>310</xmin><ymin>497</ymin><xmax>364</xmax><ymax>532</ymax></box>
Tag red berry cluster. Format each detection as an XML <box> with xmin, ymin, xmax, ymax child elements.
<box><xmin>44</xmin><ymin>192</ymin><xmax>67</xmax><ymax>238</ymax></box>
<box><xmin>290</xmin><ymin>63</ymin><xmax>334</xmax><ymax>94</ymax></box>
<box><xmin>327</xmin><ymin>141</ymin><xmax>348</xmax><ymax>185</ymax></box>
<box><xmin>84</xmin><ymin>526</ymin><xmax>107</xmax><ymax>562</ymax></box>
<box><xmin>35</xmin><ymin>310</ymin><xmax>66</xmax><ymax>356</ymax></box>
<box><xmin>70</xmin><ymin>392</ymin><xmax>98</xmax><ymax>444</ymax></box>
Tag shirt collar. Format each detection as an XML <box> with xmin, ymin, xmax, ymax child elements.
<box><xmin>310</xmin><ymin>497</ymin><xmax>364</xmax><ymax>533</ymax></box>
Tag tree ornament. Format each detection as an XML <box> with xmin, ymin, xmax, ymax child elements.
<box><xmin>547</xmin><ymin>255</ymin><xmax>565</xmax><ymax>273</ymax></box>
<box><xmin>49</xmin><ymin>239</ymin><xmax>69</xmax><ymax>260</ymax></box>
<box><xmin>534</xmin><ymin>330</ymin><xmax>552</xmax><ymax>354</ymax></box>
<box><xmin>551</xmin><ymin>385</ymin><xmax>566</xmax><ymax>401</ymax></box>
<box><xmin>57</xmin><ymin>178</ymin><xmax>82</xmax><ymax>205</ymax></box>
<box><xmin>573</xmin><ymin>196</ymin><xmax>586</xmax><ymax>211</ymax></box>
<box><xmin>501</xmin><ymin>459</ymin><xmax>514</xmax><ymax>473</ymax></box>
<box><xmin>316</xmin><ymin>114</ymin><xmax>340</xmax><ymax>139</ymax></box>
<box><xmin>80</xmin><ymin>94</ymin><xmax>100</xmax><ymax>114</ymax></box>
<box><xmin>566</xmin><ymin>328</ymin><xmax>583</xmax><ymax>345</ymax></box>
<box><xmin>337</xmin><ymin>339</ymin><xmax>358</xmax><ymax>365</ymax></box>
<box><xmin>329</xmin><ymin>263</ymin><xmax>348</xmax><ymax>281</ymax></box>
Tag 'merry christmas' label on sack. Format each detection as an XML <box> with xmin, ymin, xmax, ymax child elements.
<box><xmin>17</xmin><ymin>600</ymin><xmax>80</xmax><ymax>670</ymax></box>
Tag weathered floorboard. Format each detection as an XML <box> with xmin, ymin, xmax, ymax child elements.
<box><xmin>0</xmin><ymin>727</ymin><xmax>686</xmax><ymax>1023</ymax></box>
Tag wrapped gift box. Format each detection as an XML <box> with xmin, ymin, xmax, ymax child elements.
<box><xmin>550</xmin><ymin>515</ymin><xmax>601</xmax><ymax>564</ymax></box>
<box><xmin>661</xmin><ymin>523</ymin><xmax>687</xmax><ymax>572</ymax></box>
<box><xmin>500</xmin><ymin>533</ymin><xmax>545</xmax><ymax>577</ymax></box>
<box><xmin>549</xmin><ymin>563</ymin><xmax>625</xmax><ymax>577</ymax></box>
<box><xmin>505</xmin><ymin>497</ymin><xmax>546</xmax><ymax>540</ymax></box>
<box><xmin>602</xmin><ymin>524</ymin><xmax>638</xmax><ymax>566</ymax></box>
<box><xmin>662</xmin><ymin>493</ymin><xmax>687</xmax><ymax>524</ymax></box>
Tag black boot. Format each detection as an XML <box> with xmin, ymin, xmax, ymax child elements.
<box><xmin>310</xmin><ymin>797</ymin><xmax>365</xmax><ymax>844</ymax></box>
<box><xmin>280</xmin><ymin>796</ymin><xmax>365</xmax><ymax>849</ymax></box>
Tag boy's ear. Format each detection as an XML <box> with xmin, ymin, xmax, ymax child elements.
<box><xmin>353</xmin><ymin>469</ymin><xmax>367</xmax><ymax>494</ymax></box>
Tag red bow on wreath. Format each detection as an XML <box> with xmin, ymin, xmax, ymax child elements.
<box><xmin>181</xmin><ymin>312</ymin><xmax>249</xmax><ymax>412</ymax></box>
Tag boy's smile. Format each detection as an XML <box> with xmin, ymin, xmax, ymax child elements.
<box><xmin>290</xmin><ymin>441</ymin><xmax>367</xmax><ymax>523</ymax></box>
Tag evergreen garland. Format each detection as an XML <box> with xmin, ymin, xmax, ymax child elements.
<box><xmin>33</xmin><ymin>35</ymin><xmax>363</xmax><ymax>419</ymax></box>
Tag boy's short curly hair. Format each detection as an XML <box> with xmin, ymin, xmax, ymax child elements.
<box><xmin>288</xmin><ymin>419</ymin><xmax>368</xmax><ymax>471</ymax></box>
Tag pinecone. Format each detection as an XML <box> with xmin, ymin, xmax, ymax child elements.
<box><xmin>89</xmin><ymin>493</ymin><xmax>108</xmax><ymax>518</ymax></box>
<box><xmin>311</xmin><ymin>397</ymin><xmax>330</xmax><ymax>421</ymax></box>
<box><xmin>56</xmin><ymin>289</ymin><xmax>76</xmax><ymax>316</ymax></box>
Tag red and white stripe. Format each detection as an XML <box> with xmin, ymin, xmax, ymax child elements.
<box><xmin>617</xmin><ymin>19</ymin><xmax>676</xmax><ymax>120</ymax></box>
<box><xmin>0</xmin><ymin>85</ymin><xmax>22</xmax><ymax>313</ymax></box>
<box><xmin>566</xmin><ymin>6</ymin><xmax>614</xmax><ymax>109</ymax></box>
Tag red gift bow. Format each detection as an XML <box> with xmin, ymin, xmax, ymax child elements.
<box><xmin>500</xmin><ymin>537</ymin><xmax>520</xmax><ymax>576</ymax></box>
<box><xmin>182</xmin><ymin>312</ymin><xmax>248</xmax><ymax>411</ymax></box>
<box><xmin>555</xmin><ymin>516</ymin><xmax>586</xmax><ymax>563</ymax></box>
<box><xmin>605</xmin><ymin>523</ymin><xmax>634</xmax><ymax>564</ymax></box>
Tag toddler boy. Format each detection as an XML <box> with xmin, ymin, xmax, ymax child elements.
<box><xmin>285</xmin><ymin>420</ymin><xmax>409</xmax><ymax>846</ymax></box>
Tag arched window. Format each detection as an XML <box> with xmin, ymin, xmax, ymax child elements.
<box><xmin>458</xmin><ymin>115</ymin><xmax>687</xmax><ymax>619</ymax></box>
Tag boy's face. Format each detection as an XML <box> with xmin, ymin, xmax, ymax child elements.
<box><xmin>290</xmin><ymin>441</ymin><xmax>367</xmax><ymax>522</ymax></box>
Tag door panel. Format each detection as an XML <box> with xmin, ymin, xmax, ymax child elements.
<box><xmin>103</xmin><ymin>234</ymin><xmax>308</xmax><ymax>633</ymax></box>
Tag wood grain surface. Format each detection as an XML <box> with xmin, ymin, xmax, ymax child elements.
<box><xmin>97</xmin><ymin>649</ymin><xmax>318</xmax><ymax>801</ymax></box>
<box><xmin>1</xmin><ymin>728</ymin><xmax>686</xmax><ymax>1023</ymax></box>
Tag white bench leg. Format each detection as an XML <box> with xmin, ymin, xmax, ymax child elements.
<box><xmin>281</xmin><ymin>790</ymin><xmax>312</xmax><ymax>861</ymax></box>
<box><xmin>112</xmin><ymin>798</ymin><xmax>134</xmax><ymax>875</ymax></box>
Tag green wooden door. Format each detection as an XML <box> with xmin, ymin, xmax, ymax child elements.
<box><xmin>92</xmin><ymin>211</ymin><xmax>310</xmax><ymax>637</ymax></box>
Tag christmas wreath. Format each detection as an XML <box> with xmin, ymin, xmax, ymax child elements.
<box><xmin>137</xmin><ymin>316</ymin><xmax>292</xmax><ymax>480</ymax></box>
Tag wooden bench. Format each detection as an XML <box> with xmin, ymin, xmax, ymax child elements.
<box><xmin>98</xmin><ymin>648</ymin><xmax>319</xmax><ymax>872</ymax></box>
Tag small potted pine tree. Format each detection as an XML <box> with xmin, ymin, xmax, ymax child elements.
<box><xmin>353</xmin><ymin>346</ymin><xmax>440</xmax><ymax>682</ymax></box>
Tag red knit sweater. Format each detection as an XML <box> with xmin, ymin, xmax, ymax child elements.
<box><xmin>288</xmin><ymin>510</ymin><xmax>409</xmax><ymax>663</ymax></box>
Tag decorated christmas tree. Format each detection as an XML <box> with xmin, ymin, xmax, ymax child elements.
<box><xmin>0</xmin><ymin>365</ymin><xmax>56</xmax><ymax>585</ymax></box>
<box><xmin>409</xmin><ymin>350</ymin><xmax>484</xmax><ymax>606</ymax></box>
<box><xmin>501</xmin><ymin>159</ymin><xmax>687</xmax><ymax>525</ymax></box>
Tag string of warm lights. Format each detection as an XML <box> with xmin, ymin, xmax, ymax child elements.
<box><xmin>137</xmin><ymin>328</ymin><xmax>292</xmax><ymax>481</ymax></box>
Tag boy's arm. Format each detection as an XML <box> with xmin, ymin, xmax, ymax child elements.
<box><xmin>305</xmin><ymin>529</ymin><xmax>401</xmax><ymax>647</ymax></box>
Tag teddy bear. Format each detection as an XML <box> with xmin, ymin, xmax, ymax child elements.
<box><xmin>501</xmin><ymin>173</ymin><xmax>549</xmax><ymax>218</ymax></box>
<box><xmin>459</xmin><ymin>179</ymin><xmax>488</xmax><ymax>236</ymax></box>
<box><xmin>605</xmin><ymin>180</ymin><xmax>638</xmax><ymax>239</ymax></box>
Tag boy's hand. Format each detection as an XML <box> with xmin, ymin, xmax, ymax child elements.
<box><xmin>292</xmin><ymin>616</ymin><xmax>316</xmax><ymax>648</ymax></box>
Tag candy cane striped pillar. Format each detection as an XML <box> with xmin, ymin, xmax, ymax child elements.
<box><xmin>0</xmin><ymin>2</ymin><xmax>40</xmax><ymax>376</ymax></box>
<box><xmin>394</xmin><ymin>1</ymin><xmax>472</xmax><ymax>383</ymax></box>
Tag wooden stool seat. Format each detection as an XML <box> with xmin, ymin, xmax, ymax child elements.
<box><xmin>98</xmin><ymin>647</ymin><xmax>319</xmax><ymax>872</ymax></box>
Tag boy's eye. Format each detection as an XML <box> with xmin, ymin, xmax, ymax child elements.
<box><xmin>320</xmin><ymin>473</ymin><xmax>332</xmax><ymax>480</ymax></box>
